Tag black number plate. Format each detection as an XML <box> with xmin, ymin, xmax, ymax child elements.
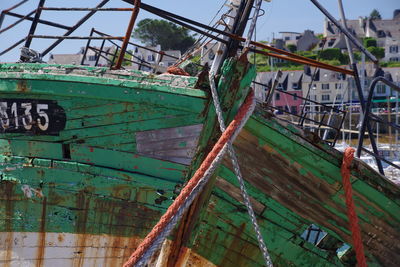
<box><xmin>0</xmin><ymin>99</ymin><xmax>66</xmax><ymax>135</ymax></box>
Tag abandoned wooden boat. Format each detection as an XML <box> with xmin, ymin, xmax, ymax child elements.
<box><xmin>0</xmin><ymin>0</ymin><xmax>399</xmax><ymax>267</ymax></box>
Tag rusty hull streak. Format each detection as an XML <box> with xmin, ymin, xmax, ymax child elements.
<box><xmin>16</xmin><ymin>80</ymin><xmax>30</xmax><ymax>92</ymax></box>
<box><xmin>72</xmin><ymin>190</ymin><xmax>91</xmax><ymax>267</ymax></box>
<box><xmin>36</xmin><ymin>197</ymin><xmax>47</xmax><ymax>267</ymax></box>
<box><xmin>225</xmin><ymin>129</ymin><xmax>400</xmax><ymax>266</ymax></box>
<box><xmin>219</xmin><ymin>223</ymin><xmax>259</xmax><ymax>267</ymax></box>
<box><xmin>215</xmin><ymin>177</ymin><xmax>265</xmax><ymax>215</ymax></box>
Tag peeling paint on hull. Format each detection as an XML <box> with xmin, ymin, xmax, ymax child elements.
<box><xmin>0</xmin><ymin>232</ymin><xmax>215</xmax><ymax>267</ymax></box>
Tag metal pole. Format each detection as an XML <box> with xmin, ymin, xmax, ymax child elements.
<box><xmin>310</xmin><ymin>0</ymin><xmax>377</xmax><ymax>62</ymax></box>
<box><xmin>210</xmin><ymin>0</ymin><xmax>243</xmax><ymax>75</ymax></box>
<box><xmin>114</xmin><ymin>0</ymin><xmax>141</xmax><ymax>69</ymax></box>
<box><xmin>95</xmin><ymin>39</ymin><xmax>106</xmax><ymax>66</ymax></box>
<box><xmin>41</xmin><ymin>0</ymin><xmax>110</xmax><ymax>57</ymax></box>
<box><xmin>266</xmin><ymin>71</ymin><xmax>282</xmax><ymax>106</ymax></box>
<box><xmin>337</xmin><ymin>0</ymin><xmax>355</xmax><ymax>64</ymax></box>
<box><xmin>81</xmin><ymin>28</ymin><xmax>94</xmax><ymax>65</ymax></box>
<box><xmin>6</xmin><ymin>11</ymin><xmax>71</xmax><ymax>30</ymax></box>
<box><xmin>356</xmin><ymin>77</ymin><xmax>400</xmax><ymax>173</ymax></box>
<box><xmin>0</xmin><ymin>0</ymin><xmax>29</xmax><ymax>29</ymax></box>
<box><xmin>110</xmin><ymin>47</ymin><xmax>119</xmax><ymax>67</ymax></box>
<box><xmin>396</xmin><ymin>90</ymin><xmax>399</xmax><ymax>146</ymax></box>
<box><xmin>23</xmin><ymin>0</ymin><xmax>46</xmax><ymax>50</ymax></box>
<box><xmin>0</xmin><ymin>37</ymin><xmax>27</xmax><ymax>56</ymax></box>
<box><xmin>0</xmin><ymin>10</ymin><xmax>36</xmax><ymax>35</ymax></box>
<box><xmin>244</xmin><ymin>0</ymin><xmax>263</xmax><ymax>48</ymax></box>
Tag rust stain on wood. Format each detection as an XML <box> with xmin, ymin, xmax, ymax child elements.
<box><xmin>215</xmin><ymin>177</ymin><xmax>265</xmax><ymax>215</ymax></box>
<box><xmin>16</xmin><ymin>80</ymin><xmax>29</xmax><ymax>92</ymax></box>
<box><xmin>36</xmin><ymin>197</ymin><xmax>47</xmax><ymax>267</ymax></box>
<box><xmin>73</xmin><ymin>189</ymin><xmax>91</xmax><ymax>267</ymax></box>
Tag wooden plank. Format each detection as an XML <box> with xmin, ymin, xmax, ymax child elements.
<box><xmin>136</xmin><ymin>124</ymin><xmax>202</xmax><ymax>165</ymax></box>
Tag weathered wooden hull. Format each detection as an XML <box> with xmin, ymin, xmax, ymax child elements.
<box><xmin>0</xmin><ymin>63</ymin><xmax>212</xmax><ymax>266</ymax></box>
<box><xmin>0</xmin><ymin>62</ymin><xmax>399</xmax><ymax>267</ymax></box>
<box><xmin>197</xmin><ymin>109</ymin><xmax>400</xmax><ymax>266</ymax></box>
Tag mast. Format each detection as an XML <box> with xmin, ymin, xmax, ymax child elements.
<box><xmin>209</xmin><ymin>0</ymin><xmax>248</xmax><ymax>75</ymax></box>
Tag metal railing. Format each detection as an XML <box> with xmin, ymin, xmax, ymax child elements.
<box><xmin>356</xmin><ymin>76</ymin><xmax>400</xmax><ymax>176</ymax></box>
<box><xmin>255</xmin><ymin>79</ymin><xmax>347</xmax><ymax>147</ymax></box>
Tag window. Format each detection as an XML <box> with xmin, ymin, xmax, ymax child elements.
<box><xmin>291</xmin><ymin>106</ymin><xmax>297</xmax><ymax>114</ymax></box>
<box><xmin>285</xmin><ymin>36</ymin><xmax>290</xmax><ymax>41</ymax></box>
<box><xmin>292</xmin><ymin>82</ymin><xmax>300</xmax><ymax>90</ymax></box>
<box><xmin>377</xmin><ymin>30</ymin><xmax>385</xmax><ymax>38</ymax></box>
<box><xmin>208</xmin><ymin>51</ymin><xmax>215</xmax><ymax>60</ymax></box>
<box><xmin>322</xmin><ymin>94</ymin><xmax>330</xmax><ymax>101</ymax></box>
<box><xmin>322</xmin><ymin>83</ymin><xmax>330</xmax><ymax>90</ymax></box>
<box><xmin>339</xmin><ymin>73</ymin><xmax>346</xmax><ymax>80</ymax></box>
<box><xmin>376</xmin><ymin>84</ymin><xmax>386</xmax><ymax>94</ymax></box>
<box><xmin>147</xmin><ymin>54</ymin><xmax>155</xmax><ymax>61</ymax></box>
<box><xmin>328</xmin><ymin>39</ymin><xmax>336</xmax><ymax>47</ymax></box>
<box><xmin>275</xmin><ymin>93</ymin><xmax>280</xmax><ymax>100</ymax></box>
<box><xmin>389</xmin><ymin>45</ymin><xmax>398</xmax><ymax>53</ymax></box>
<box><xmin>336</xmin><ymin>94</ymin><xmax>342</xmax><ymax>101</ymax></box>
<box><xmin>293</xmin><ymin>93</ymin><xmax>297</xmax><ymax>100</ymax></box>
<box><xmin>390</xmin><ymin>57</ymin><xmax>400</xmax><ymax>62</ymax></box>
<box><xmin>277</xmin><ymin>83</ymin><xmax>284</xmax><ymax>90</ymax></box>
<box><xmin>335</xmin><ymin>83</ymin><xmax>342</xmax><ymax>90</ymax></box>
<box><xmin>310</xmin><ymin>94</ymin><xmax>317</xmax><ymax>101</ymax></box>
<box><xmin>88</xmin><ymin>55</ymin><xmax>97</xmax><ymax>61</ymax></box>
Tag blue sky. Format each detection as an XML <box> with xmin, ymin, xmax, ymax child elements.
<box><xmin>0</xmin><ymin>0</ymin><xmax>398</xmax><ymax>62</ymax></box>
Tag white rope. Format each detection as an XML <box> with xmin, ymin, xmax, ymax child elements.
<box><xmin>209</xmin><ymin>71</ymin><xmax>273</xmax><ymax>267</ymax></box>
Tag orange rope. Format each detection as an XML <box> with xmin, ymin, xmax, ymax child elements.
<box><xmin>165</xmin><ymin>66</ymin><xmax>190</xmax><ymax>76</ymax></box>
<box><xmin>341</xmin><ymin>147</ymin><xmax>367</xmax><ymax>267</ymax></box>
<box><xmin>123</xmin><ymin>90</ymin><xmax>255</xmax><ymax>267</ymax></box>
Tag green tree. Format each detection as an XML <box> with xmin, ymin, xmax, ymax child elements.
<box><xmin>369</xmin><ymin>9</ymin><xmax>382</xmax><ymax>20</ymax></box>
<box><xmin>318</xmin><ymin>48</ymin><xmax>348</xmax><ymax>65</ymax></box>
<box><xmin>287</xmin><ymin>44</ymin><xmax>297</xmax><ymax>53</ymax></box>
<box><xmin>363</xmin><ymin>37</ymin><xmax>377</xmax><ymax>48</ymax></box>
<box><xmin>109</xmin><ymin>49</ymin><xmax>133</xmax><ymax>66</ymax></box>
<box><xmin>132</xmin><ymin>19</ymin><xmax>195</xmax><ymax>53</ymax></box>
<box><xmin>367</xmin><ymin>47</ymin><xmax>385</xmax><ymax>59</ymax></box>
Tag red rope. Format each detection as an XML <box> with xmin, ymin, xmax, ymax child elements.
<box><xmin>341</xmin><ymin>147</ymin><xmax>367</xmax><ymax>267</ymax></box>
<box><xmin>123</xmin><ymin>90</ymin><xmax>255</xmax><ymax>267</ymax></box>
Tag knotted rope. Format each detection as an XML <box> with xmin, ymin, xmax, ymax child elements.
<box><xmin>123</xmin><ymin>90</ymin><xmax>256</xmax><ymax>267</ymax></box>
<box><xmin>341</xmin><ymin>147</ymin><xmax>367</xmax><ymax>267</ymax></box>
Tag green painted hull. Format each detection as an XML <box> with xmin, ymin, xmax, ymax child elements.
<box><xmin>0</xmin><ymin>62</ymin><xmax>399</xmax><ymax>266</ymax></box>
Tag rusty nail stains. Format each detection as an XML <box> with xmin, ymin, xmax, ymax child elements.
<box><xmin>17</xmin><ymin>80</ymin><xmax>30</xmax><ymax>92</ymax></box>
<box><xmin>36</xmin><ymin>197</ymin><xmax>47</xmax><ymax>267</ymax></box>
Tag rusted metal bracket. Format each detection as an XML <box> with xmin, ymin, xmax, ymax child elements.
<box><xmin>113</xmin><ymin>0</ymin><xmax>141</xmax><ymax>70</ymax></box>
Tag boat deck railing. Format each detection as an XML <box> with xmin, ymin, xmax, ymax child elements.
<box><xmin>254</xmin><ymin>79</ymin><xmax>347</xmax><ymax>147</ymax></box>
<box><xmin>356</xmin><ymin>76</ymin><xmax>400</xmax><ymax>176</ymax></box>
